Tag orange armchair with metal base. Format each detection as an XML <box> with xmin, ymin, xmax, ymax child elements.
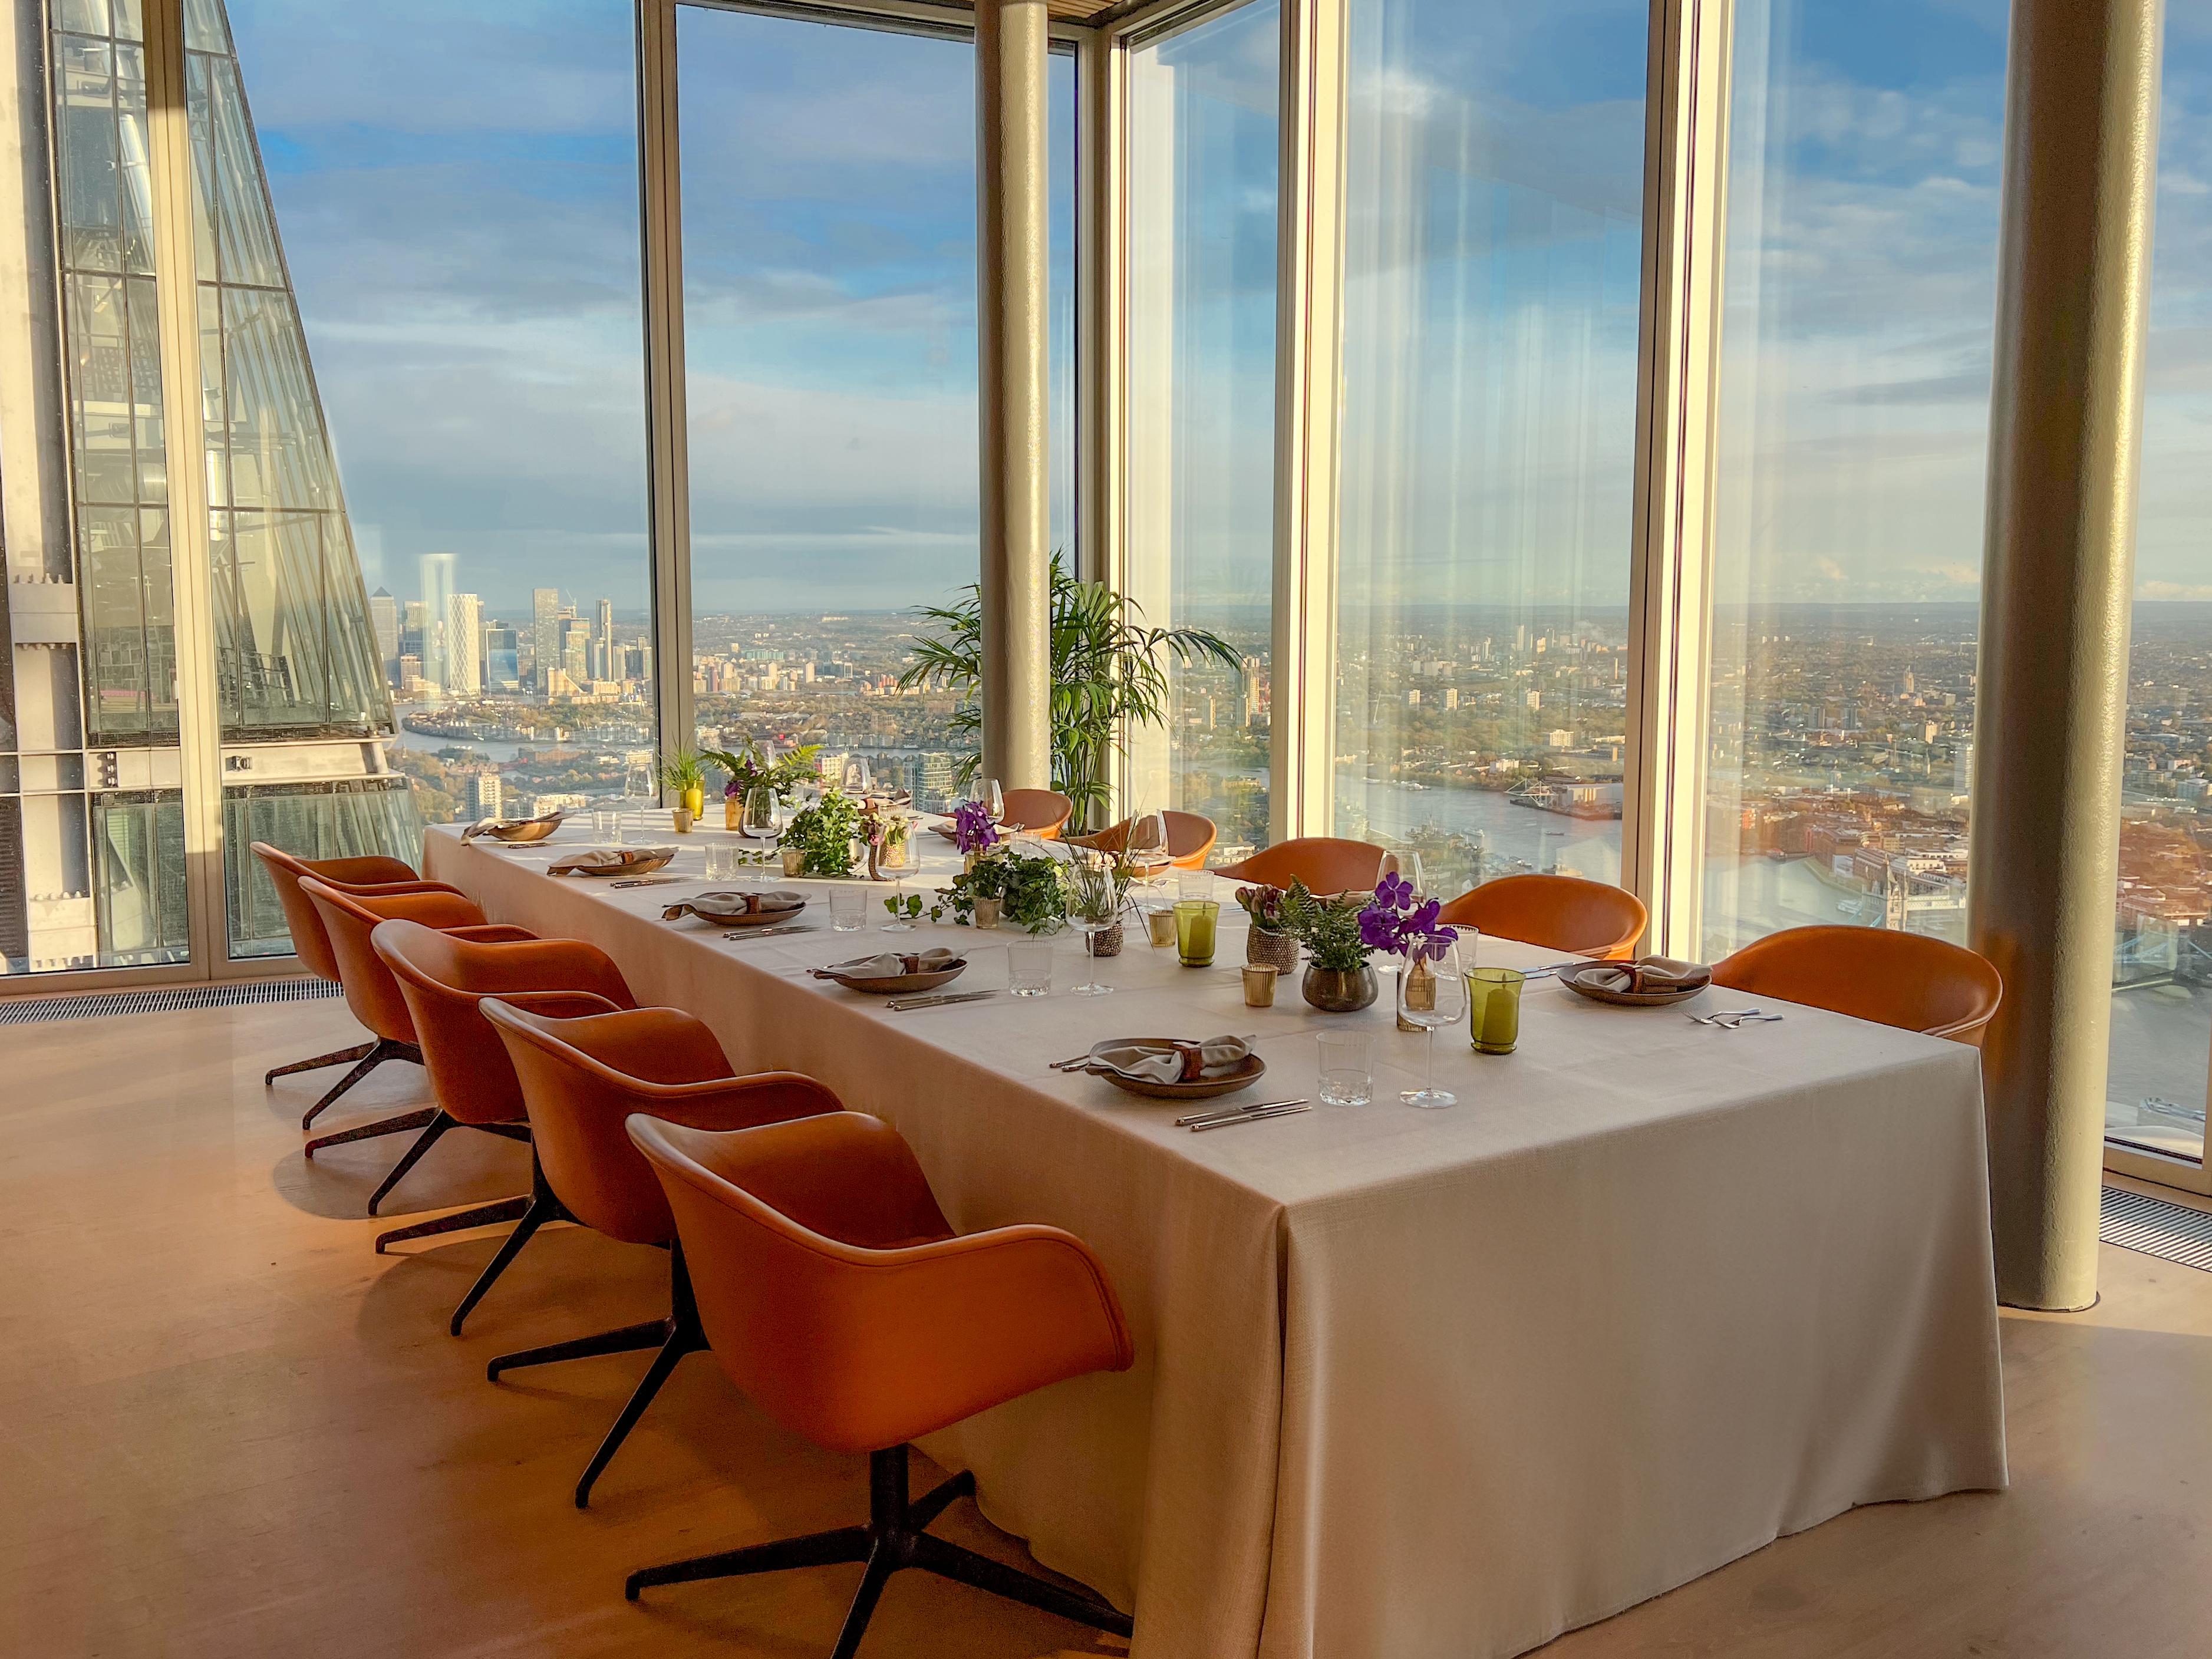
<box><xmin>367</xmin><ymin>919</ymin><xmax>639</xmax><ymax>1327</ymax></box>
<box><xmin>1067</xmin><ymin>809</ymin><xmax>1218</xmax><ymax>870</ymax></box>
<box><xmin>479</xmin><ymin>1000</ymin><xmax>845</xmax><ymax>1508</ymax></box>
<box><xmin>998</xmin><ymin>787</ymin><xmax>1073</xmax><ymax>839</ymax></box>
<box><xmin>294</xmin><ymin>878</ymin><xmax>534</xmax><ymax>1180</ymax></box>
<box><xmin>622</xmin><ymin>1110</ymin><xmax>1135</xmax><ymax>1659</ymax></box>
<box><xmin>1709</xmin><ymin>924</ymin><xmax>2004</xmax><ymax>1044</ymax></box>
<box><xmin>1436</xmin><ymin>873</ymin><xmax>1649</xmax><ymax>959</ymax></box>
<box><xmin>1211</xmin><ymin>835</ymin><xmax>1386</xmax><ymax>895</ymax></box>
<box><xmin>250</xmin><ymin>842</ymin><xmax>463</xmax><ymax>1123</ymax></box>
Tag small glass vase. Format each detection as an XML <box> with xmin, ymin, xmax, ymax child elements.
<box><xmin>741</xmin><ymin>783</ymin><xmax>777</xmax><ymax>839</ymax></box>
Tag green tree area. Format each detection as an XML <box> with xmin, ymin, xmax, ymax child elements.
<box><xmin>388</xmin><ymin>747</ymin><xmax>463</xmax><ymax>824</ymax></box>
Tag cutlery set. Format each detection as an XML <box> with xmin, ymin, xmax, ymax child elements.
<box><xmin>1177</xmin><ymin>1097</ymin><xmax>1310</xmax><ymax>1132</ymax></box>
<box><xmin>720</xmin><ymin>924</ymin><xmax>817</xmax><ymax>941</ymax></box>
<box><xmin>1687</xmin><ymin>1007</ymin><xmax>1784</xmax><ymax>1028</ymax></box>
<box><xmin>886</xmin><ymin>990</ymin><xmax>1001</xmax><ymax>1012</ymax></box>
<box><xmin>609</xmin><ymin>875</ymin><xmax>688</xmax><ymax>889</ymax></box>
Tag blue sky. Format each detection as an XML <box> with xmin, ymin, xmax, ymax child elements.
<box><xmin>225</xmin><ymin>0</ymin><xmax>2212</xmax><ymax>618</ymax></box>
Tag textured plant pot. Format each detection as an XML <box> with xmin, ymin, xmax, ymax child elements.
<box><xmin>1090</xmin><ymin>921</ymin><xmax>1124</xmax><ymax>958</ymax></box>
<box><xmin>1302</xmin><ymin>964</ymin><xmax>1379</xmax><ymax>1014</ymax></box>
<box><xmin>971</xmin><ymin>896</ymin><xmax>1003</xmax><ymax>929</ymax></box>
<box><xmin>780</xmin><ymin>848</ymin><xmax>806</xmax><ymax>877</ymax></box>
<box><xmin>671</xmin><ymin>807</ymin><xmax>694</xmax><ymax>835</ymax></box>
<box><xmin>1247</xmin><ymin>928</ymin><xmax>1299</xmax><ymax>975</ymax></box>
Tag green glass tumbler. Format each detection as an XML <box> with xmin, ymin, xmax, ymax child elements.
<box><xmin>1174</xmin><ymin>899</ymin><xmax>1219</xmax><ymax>967</ymax></box>
<box><xmin>1465</xmin><ymin>968</ymin><xmax>1525</xmax><ymax>1054</ymax></box>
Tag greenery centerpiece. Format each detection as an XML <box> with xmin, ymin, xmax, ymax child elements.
<box><xmin>929</xmin><ymin>847</ymin><xmax>1067</xmax><ymax>933</ymax></box>
<box><xmin>896</xmin><ymin>553</ymin><xmax>1242</xmax><ymax>824</ymax></box>
<box><xmin>779</xmin><ymin>789</ymin><xmax>863</xmax><ymax>877</ymax></box>
<box><xmin>703</xmin><ymin>736</ymin><xmax>820</xmax><ymax>830</ymax></box>
<box><xmin>1235</xmin><ymin>882</ymin><xmax>1300</xmax><ymax>975</ymax></box>
<box><xmin>1362</xmin><ymin>870</ymin><xmax>1461</xmax><ymax>1029</ymax></box>
<box><xmin>660</xmin><ymin>748</ymin><xmax>706</xmax><ymax>824</ymax></box>
<box><xmin>1064</xmin><ymin>848</ymin><xmax>1134</xmax><ymax>958</ymax></box>
<box><xmin>1278</xmin><ymin>879</ymin><xmax>1381</xmax><ymax>1012</ymax></box>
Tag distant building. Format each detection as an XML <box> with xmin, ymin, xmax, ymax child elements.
<box><xmin>469</xmin><ymin>774</ymin><xmax>504</xmax><ymax>819</ymax></box>
<box><xmin>532</xmin><ymin>588</ymin><xmax>562</xmax><ymax>694</ymax></box>
<box><xmin>369</xmin><ymin>588</ymin><xmax>400</xmax><ymax>686</ymax></box>
<box><xmin>446</xmin><ymin>593</ymin><xmax>483</xmax><ymax>697</ymax></box>
<box><xmin>419</xmin><ymin>553</ymin><xmax>457</xmax><ymax>698</ymax></box>
<box><xmin>482</xmin><ymin>626</ymin><xmax>520</xmax><ymax>691</ymax></box>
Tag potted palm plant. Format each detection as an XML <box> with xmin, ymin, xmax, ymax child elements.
<box><xmin>896</xmin><ymin>553</ymin><xmax>1242</xmax><ymax>824</ymax></box>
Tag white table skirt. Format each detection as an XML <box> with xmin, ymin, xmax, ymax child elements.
<box><xmin>425</xmin><ymin>822</ymin><xmax>2006</xmax><ymax>1659</ymax></box>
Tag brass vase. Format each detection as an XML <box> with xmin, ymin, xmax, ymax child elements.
<box><xmin>1397</xmin><ymin>956</ymin><xmax>1437</xmax><ymax>1032</ymax></box>
<box><xmin>1302</xmin><ymin>963</ymin><xmax>1379</xmax><ymax>1014</ymax></box>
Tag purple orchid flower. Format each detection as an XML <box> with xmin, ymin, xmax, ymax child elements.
<box><xmin>950</xmin><ymin>799</ymin><xmax>1001</xmax><ymax>856</ymax></box>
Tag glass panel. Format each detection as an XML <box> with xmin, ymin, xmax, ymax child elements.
<box><xmin>93</xmin><ymin>791</ymin><xmax>190</xmax><ymax>964</ymax></box>
<box><xmin>2104</xmin><ymin>13</ymin><xmax>2212</xmax><ymax>1174</ymax></box>
<box><xmin>1125</xmin><ymin>1</ymin><xmax>1279</xmax><ymax>862</ymax></box>
<box><xmin>224</xmin><ymin>780</ymin><xmax>419</xmax><ymax>956</ymax></box>
<box><xmin>1332</xmin><ymin>0</ymin><xmax>1646</xmax><ymax>899</ymax></box>
<box><xmin>1699</xmin><ymin>0</ymin><xmax>2006</xmax><ymax>962</ymax></box>
<box><xmin>224</xmin><ymin>0</ymin><xmax>656</xmax><ymax>841</ymax></box>
<box><xmin>674</xmin><ymin>6</ymin><xmax>1077</xmax><ymax>812</ymax></box>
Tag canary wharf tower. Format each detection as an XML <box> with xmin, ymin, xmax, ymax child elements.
<box><xmin>1</xmin><ymin>0</ymin><xmax>415</xmax><ymax>981</ymax></box>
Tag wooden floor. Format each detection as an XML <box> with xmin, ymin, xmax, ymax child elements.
<box><xmin>3</xmin><ymin>996</ymin><xmax>2210</xmax><ymax>1658</ymax></box>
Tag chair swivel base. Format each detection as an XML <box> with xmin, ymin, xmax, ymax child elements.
<box><xmin>625</xmin><ymin>1444</ymin><xmax>1132</xmax><ymax>1659</ymax></box>
<box><xmin>265</xmin><ymin>1038</ymin><xmax>374</xmax><ymax>1086</ymax></box>
<box><xmin>486</xmin><ymin>1245</ymin><xmax>705</xmax><ymax>1508</ymax></box>
<box><xmin>296</xmin><ymin>1037</ymin><xmax>421</xmax><ymax>1131</ymax></box>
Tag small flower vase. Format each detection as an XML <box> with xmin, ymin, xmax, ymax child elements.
<box><xmin>880</xmin><ymin>820</ymin><xmax>911</xmax><ymax>871</ymax></box>
<box><xmin>1247</xmin><ymin>926</ymin><xmax>1298</xmax><ymax>976</ymax></box>
<box><xmin>1303</xmin><ymin>963</ymin><xmax>1379</xmax><ymax>1014</ymax></box>
<box><xmin>964</xmin><ymin>850</ymin><xmax>980</xmax><ymax>875</ymax></box>
<box><xmin>780</xmin><ymin>847</ymin><xmax>805</xmax><ymax>877</ymax></box>
<box><xmin>1092</xmin><ymin>920</ymin><xmax>1124</xmax><ymax>958</ymax></box>
<box><xmin>972</xmin><ymin>896</ymin><xmax>1003</xmax><ymax>929</ymax></box>
<box><xmin>724</xmin><ymin>796</ymin><xmax>742</xmax><ymax>832</ymax></box>
<box><xmin>1397</xmin><ymin>955</ymin><xmax>1438</xmax><ymax>1032</ymax></box>
<box><xmin>671</xmin><ymin>807</ymin><xmax>694</xmax><ymax>835</ymax></box>
<box><xmin>681</xmin><ymin>786</ymin><xmax>704</xmax><ymax>820</ymax></box>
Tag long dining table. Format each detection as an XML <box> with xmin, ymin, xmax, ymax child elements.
<box><xmin>424</xmin><ymin>816</ymin><xmax>2007</xmax><ymax>1659</ymax></box>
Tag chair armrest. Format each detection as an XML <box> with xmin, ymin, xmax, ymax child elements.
<box><xmin>483</xmin><ymin>988</ymin><xmax>622</xmax><ymax>1020</ymax></box>
<box><xmin>310</xmin><ymin>855</ymin><xmax>421</xmax><ymax>886</ymax></box>
<box><xmin>338</xmin><ymin>878</ymin><xmax>466</xmax><ymax>899</ymax></box>
<box><xmin>447</xmin><ymin>924</ymin><xmax>537</xmax><ymax>943</ymax></box>
<box><xmin>629</xmin><ymin>1071</ymin><xmax>845</xmax><ymax>1134</ymax></box>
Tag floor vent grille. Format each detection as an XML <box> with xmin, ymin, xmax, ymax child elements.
<box><xmin>0</xmin><ymin>978</ymin><xmax>341</xmax><ymax>1025</ymax></box>
<box><xmin>2102</xmin><ymin>1184</ymin><xmax>2212</xmax><ymax>1274</ymax></box>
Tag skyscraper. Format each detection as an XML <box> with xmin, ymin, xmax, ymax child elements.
<box><xmin>418</xmin><ymin>554</ymin><xmax>457</xmax><ymax>700</ymax></box>
<box><xmin>0</xmin><ymin>0</ymin><xmax>417</xmax><ymax>974</ymax></box>
<box><xmin>446</xmin><ymin>593</ymin><xmax>483</xmax><ymax>698</ymax></box>
<box><xmin>369</xmin><ymin>588</ymin><xmax>400</xmax><ymax>687</ymax></box>
<box><xmin>532</xmin><ymin>588</ymin><xmax>562</xmax><ymax>696</ymax></box>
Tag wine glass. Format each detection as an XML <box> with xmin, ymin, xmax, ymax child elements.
<box><xmin>970</xmin><ymin>776</ymin><xmax>1006</xmax><ymax>824</ymax></box>
<box><xmin>1126</xmin><ymin>810</ymin><xmax>1169</xmax><ymax>890</ymax></box>
<box><xmin>1397</xmin><ymin>939</ymin><xmax>1467</xmax><ymax>1108</ymax></box>
<box><xmin>843</xmin><ymin>756</ymin><xmax>872</xmax><ymax>794</ymax></box>
<box><xmin>740</xmin><ymin>783</ymin><xmax>777</xmax><ymax>840</ymax></box>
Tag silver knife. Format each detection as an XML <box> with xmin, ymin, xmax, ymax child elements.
<box><xmin>1191</xmin><ymin>1101</ymin><xmax>1312</xmax><ymax>1133</ymax></box>
<box><xmin>886</xmin><ymin>990</ymin><xmax>1001</xmax><ymax>1012</ymax></box>
<box><xmin>1175</xmin><ymin>1096</ymin><xmax>1307</xmax><ymax>1127</ymax></box>
<box><xmin>721</xmin><ymin>924</ymin><xmax>817</xmax><ymax>941</ymax></box>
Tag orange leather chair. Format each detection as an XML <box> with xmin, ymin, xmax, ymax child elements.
<box><xmin>1067</xmin><ymin>809</ymin><xmax>1218</xmax><ymax>870</ymax></box>
<box><xmin>623</xmin><ymin>1111</ymin><xmax>1134</xmax><ymax>1653</ymax></box>
<box><xmin>1212</xmin><ymin>836</ymin><xmax>1386</xmax><ymax>895</ymax></box>
<box><xmin>480</xmin><ymin>1000</ymin><xmax>844</xmax><ymax>1508</ymax></box>
<box><xmin>998</xmin><ymin>787</ymin><xmax>1073</xmax><ymax>839</ymax></box>
<box><xmin>1437</xmin><ymin>873</ymin><xmax>1648</xmax><ymax>959</ymax></box>
<box><xmin>250</xmin><ymin>842</ymin><xmax>463</xmax><ymax>1122</ymax></box>
<box><xmin>1710</xmin><ymin>925</ymin><xmax>2003</xmax><ymax>1044</ymax></box>
<box><xmin>370</xmin><ymin>919</ymin><xmax>639</xmax><ymax>1324</ymax></box>
<box><xmin>294</xmin><ymin>876</ymin><xmax>533</xmax><ymax>1178</ymax></box>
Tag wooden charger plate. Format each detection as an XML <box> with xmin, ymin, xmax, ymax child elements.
<box><xmin>555</xmin><ymin>847</ymin><xmax>675</xmax><ymax>878</ymax></box>
<box><xmin>686</xmin><ymin>892</ymin><xmax>807</xmax><ymax>926</ymax></box>
<box><xmin>1085</xmin><ymin>1040</ymin><xmax>1267</xmax><ymax>1100</ymax></box>
<box><xmin>812</xmin><ymin>959</ymin><xmax>968</xmax><ymax>995</ymax></box>
<box><xmin>464</xmin><ymin>814</ymin><xmax>563</xmax><ymax>843</ymax></box>
<box><xmin>1557</xmin><ymin>959</ymin><xmax>1712</xmax><ymax>1007</ymax></box>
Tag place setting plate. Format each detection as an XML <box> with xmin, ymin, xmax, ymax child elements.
<box><xmin>1054</xmin><ymin>1036</ymin><xmax>1266</xmax><ymax>1100</ymax></box>
<box><xmin>1556</xmin><ymin>957</ymin><xmax>1712</xmax><ymax>1007</ymax></box>
<box><xmin>462</xmin><ymin>813</ymin><xmax>565</xmax><ymax>844</ymax></box>
<box><xmin>664</xmin><ymin>890</ymin><xmax>808</xmax><ymax>926</ymax></box>
<box><xmin>811</xmin><ymin>948</ymin><xmax>968</xmax><ymax>995</ymax></box>
<box><xmin>548</xmin><ymin>847</ymin><xmax>677</xmax><ymax>879</ymax></box>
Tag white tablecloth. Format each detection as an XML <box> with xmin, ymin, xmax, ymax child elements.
<box><xmin>425</xmin><ymin>821</ymin><xmax>2006</xmax><ymax>1659</ymax></box>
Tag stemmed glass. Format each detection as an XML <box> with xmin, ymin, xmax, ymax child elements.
<box><xmin>1064</xmin><ymin>855</ymin><xmax>1120</xmax><ymax>997</ymax></box>
<box><xmin>1397</xmin><ymin>939</ymin><xmax>1467</xmax><ymax>1108</ymax></box>
<box><xmin>970</xmin><ymin>776</ymin><xmax>1006</xmax><ymax>825</ymax></box>
<box><xmin>1126</xmin><ymin>810</ymin><xmax>1169</xmax><ymax>893</ymax></box>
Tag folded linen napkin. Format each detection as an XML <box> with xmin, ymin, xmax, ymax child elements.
<box><xmin>1572</xmin><ymin>956</ymin><xmax>1709</xmax><ymax>995</ymax></box>
<box><xmin>1090</xmin><ymin>1035</ymin><xmax>1251</xmax><ymax>1085</ymax></box>
<box><xmin>664</xmin><ymin>889</ymin><xmax>806</xmax><ymax>921</ymax></box>
<box><xmin>818</xmin><ymin>947</ymin><xmax>962</xmax><ymax>979</ymax></box>
<box><xmin>549</xmin><ymin>847</ymin><xmax>672</xmax><ymax>876</ymax></box>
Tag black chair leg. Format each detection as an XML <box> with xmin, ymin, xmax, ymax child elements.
<box><xmin>364</xmin><ymin>1110</ymin><xmax>455</xmax><ymax>1216</ymax></box>
<box><xmin>299</xmin><ymin>1037</ymin><xmax>418</xmax><ymax>1130</ymax></box>
<box><xmin>443</xmin><ymin>1156</ymin><xmax>569</xmax><ymax>1333</ymax></box>
<box><xmin>266</xmin><ymin>1038</ymin><xmax>372</xmax><ymax>1086</ymax></box>
<box><xmin>304</xmin><ymin>1106</ymin><xmax>436</xmax><ymax>1159</ymax></box>
<box><xmin>375</xmin><ymin>1193</ymin><xmax>532</xmax><ymax>1255</ymax></box>
<box><xmin>573</xmin><ymin>1308</ymin><xmax>706</xmax><ymax>1509</ymax></box>
<box><xmin>486</xmin><ymin>1318</ymin><xmax>668</xmax><ymax>1380</ymax></box>
<box><xmin>624</xmin><ymin>1443</ymin><xmax>1132</xmax><ymax>1651</ymax></box>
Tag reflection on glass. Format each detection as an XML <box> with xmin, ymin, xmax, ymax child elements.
<box><xmin>677</xmin><ymin>6</ymin><xmax>1076</xmax><ymax>816</ymax></box>
<box><xmin>2105</xmin><ymin>12</ymin><xmax>2212</xmax><ymax>1173</ymax></box>
<box><xmin>1334</xmin><ymin>0</ymin><xmax>1645</xmax><ymax>906</ymax></box>
<box><xmin>224</xmin><ymin>781</ymin><xmax>420</xmax><ymax>956</ymax></box>
<box><xmin>1125</xmin><ymin>1</ymin><xmax>1278</xmax><ymax>863</ymax></box>
<box><xmin>1700</xmin><ymin>0</ymin><xmax>2005</xmax><ymax>962</ymax></box>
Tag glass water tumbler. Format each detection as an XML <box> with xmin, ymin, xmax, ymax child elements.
<box><xmin>1466</xmin><ymin>968</ymin><xmax>1526</xmax><ymax>1054</ymax></box>
<box><xmin>1174</xmin><ymin>899</ymin><xmax>1219</xmax><ymax>967</ymax></box>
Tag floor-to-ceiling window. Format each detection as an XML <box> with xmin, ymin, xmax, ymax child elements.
<box><xmin>220</xmin><ymin>0</ymin><xmax>654</xmax><ymax>943</ymax></box>
<box><xmin>1698</xmin><ymin>0</ymin><xmax>2007</xmax><ymax>962</ymax></box>
<box><xmin>676</xmin><ymin>5</ymin><xmax>1076</xmax><ymax>813</ymax></box>
<box><xmin>2104</xmin><ymin>8</ymin><xmax>2212</xmax><ymax>1181</ymax></box>
<box><xmin>1124</xmin><ymin>0</ymin><xmax>1279</xmax><ymax>862</ymax></box>
<box><xmin>1332</xmin><ymin>0</ymin><xmax>1646</xmax><ymax>900</ymax></box>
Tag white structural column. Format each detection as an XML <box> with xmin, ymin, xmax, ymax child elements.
<box><xmin>1970</xmin><ymin>0</ymin><xmax>2162</xmax><ymax>1310</ymax></box>
<box><xmin>976</xmin><ymin>0</ymin><xmax>1053</xmax><ymax>791</ymax></box>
